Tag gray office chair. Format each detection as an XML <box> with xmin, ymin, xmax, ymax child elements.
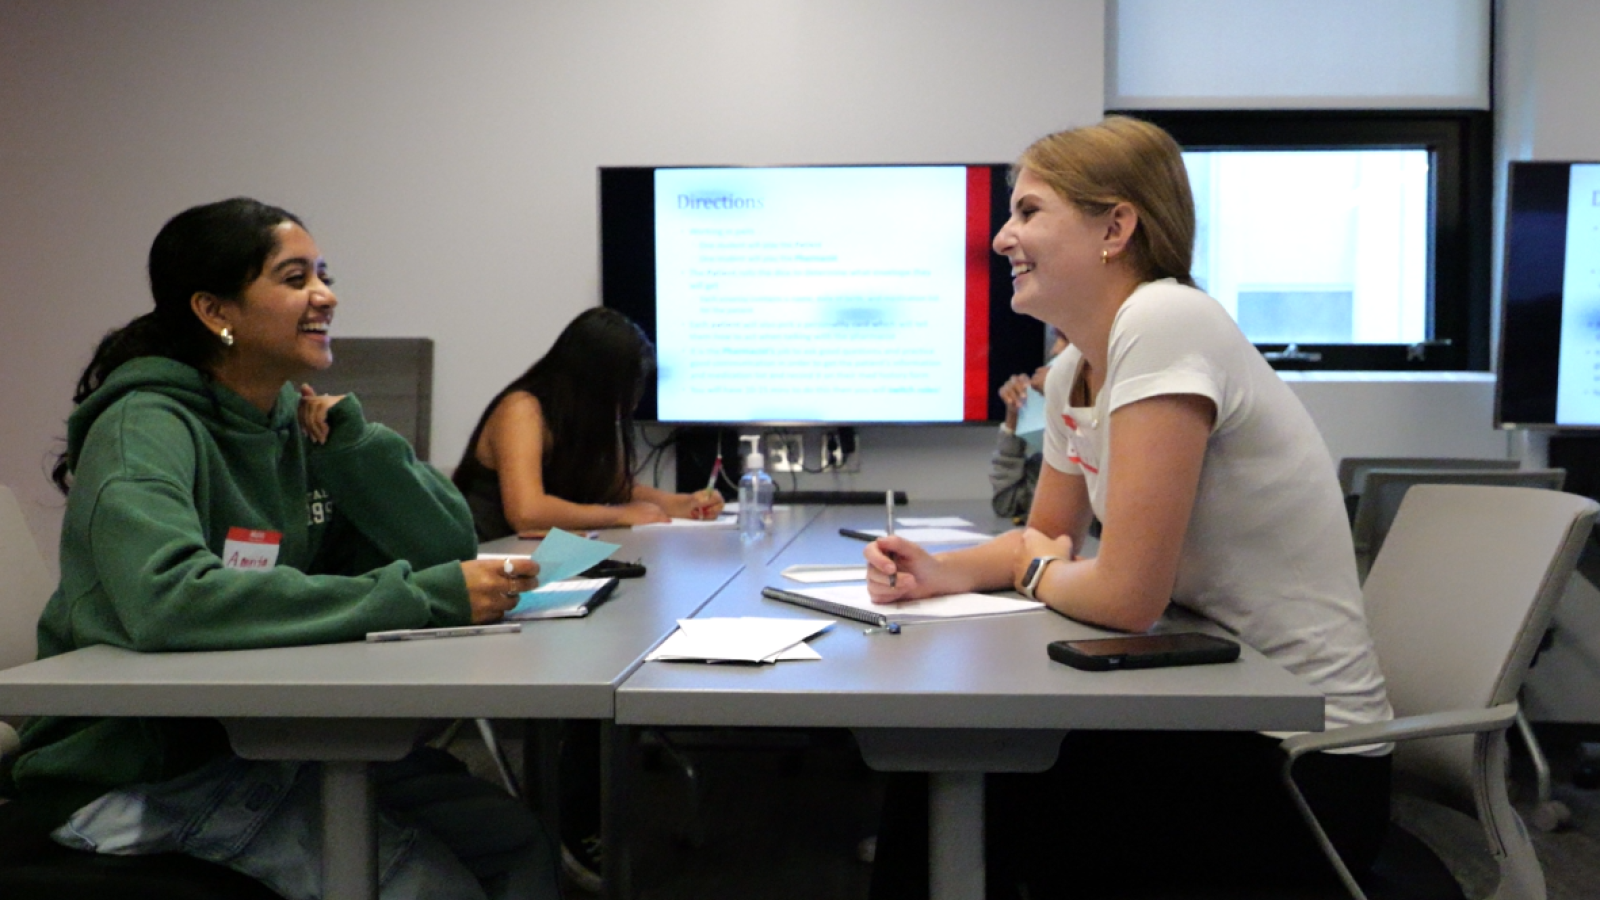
<box><xmin>0</xmin><ymin>485</ymin><xmax>52</xmax><ymax>759</ymax></box>
<box><xmin>1284</xmin><ymin>484</ymin><xmax>1598</xmax><ymax>900</ymax></box>
<box><xmin>1349</xmin><ymin>468</ymin><xmax>1566</xmax><ymax>583</ymax></box>
<box><xmin>1347</xmin><ymin>466</ymin><xmax>1573</xmax><ymax>832</ymax></box>
<box><xmin>1336</xmin><ymin>456</ymin><xmax>1520</xmax><ymax>499</ymax></box>
<box><xmin>0</xmin><ymin>484</ymin><xmax>284</xmax><ymax>899</ymax></box>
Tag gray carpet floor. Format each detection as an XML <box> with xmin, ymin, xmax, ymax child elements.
<box><xmin>448</xmin><ymin>724</ymin><xmax>1600</xmax><ymax>900</ymax></box>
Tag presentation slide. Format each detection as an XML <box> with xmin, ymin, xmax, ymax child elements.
<box><xmin>653</xmin><ymin>166</ymin><xmax>972</xmax><ymax>422</ymax></box>
<box><xmin>1556</xmin><ymin>163</ymin><xmax>1600</xmax><ymax>425</ymax></box>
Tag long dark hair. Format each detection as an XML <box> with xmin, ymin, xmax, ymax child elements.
<box><xmin>51</xmin><ymin>197</ymin><xmax>304</xmax><ymax>493</ymax></box>
<box><xmin>455</xmin><ymin>307</ymin><xmax>654</xmax><ymax>505</ymax></box>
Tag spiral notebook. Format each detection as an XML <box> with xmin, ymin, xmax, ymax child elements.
<box><xmin>506</xmin><ymin>577</ymin><xmax>620</xmax><ymax>620</ymax></box>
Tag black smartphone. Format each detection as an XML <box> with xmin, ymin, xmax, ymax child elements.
<box><xmin>1047</xmin><ymin>632</ymin><xmax>1240</xmax><ymax>671</ymax></box>
<box><xmin>580</xmin><ymin>559</ymin><xmax>648</xmax><ymax>579</ymax></box>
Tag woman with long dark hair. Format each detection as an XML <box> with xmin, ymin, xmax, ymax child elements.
<box><xmin>453</xmin><ymin>307</ymin><xmax>722</xmax><ymax>539</ymax></box>
<box><xmin>4</xmin><ymin>197</ymin><xmax>556</xmax><ymax>900</ymax></box>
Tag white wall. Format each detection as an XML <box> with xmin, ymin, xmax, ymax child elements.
<box><xmin>3</xmin><ymin>0</ymin><xmax>1578</xmax><ymax>572</ymax></box>
<box><xmin>0</xmin><ymin>0</ymin><xmax>1103</xmax><ymax>565</ymax></box>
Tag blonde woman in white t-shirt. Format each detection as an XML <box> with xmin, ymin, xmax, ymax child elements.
<box><xmin>863</xmin><ymin>117</ymin><xmax>1392</xmax><ymax>900</ymax></box>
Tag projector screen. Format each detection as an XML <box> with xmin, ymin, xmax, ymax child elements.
<box><xmin>600</xmin><ymin>164</ymin><xmax>1045</xmax><ymax>426</ymax></box>
<box><xmin>1497</xmin><ymin>161</ymin><xmax>1600</xmax><ymax>430</ymax></box>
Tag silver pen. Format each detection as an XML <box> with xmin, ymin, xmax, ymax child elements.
<box><xmin>885</xmin><ymin>490</ymin><xmax>897</xmax><ymax>587</ymax></box>
<box><xmin>366</xmin><ymin>623</ymin><xmax>523</xmax><ymax>643</ymax></box>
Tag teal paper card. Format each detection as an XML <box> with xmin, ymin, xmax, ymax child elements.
<box><xmin>529</xmin><ymin>527</ymin><xmax>620</xmax><ymax>586</ymax></box>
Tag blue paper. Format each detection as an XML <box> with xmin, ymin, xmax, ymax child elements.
<box><xmin>529</xmin><ymin>527</ymin><xmax>621</xmax><ymax>586</ymax></box>
<box><xmin>1016</xmin><ymin>387</ymin><xmax>1047</xmax><ymax>454</ymax></box>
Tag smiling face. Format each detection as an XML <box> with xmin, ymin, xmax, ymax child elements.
<box><xmin>992</xmin><ymin>168</ymin><xmax>1110</xmax><ymax>327</ymax></box>
<box><xmin>200</xmin><ymin>221</ymin><xmax>338</xmax><ymax>408</ymax></box>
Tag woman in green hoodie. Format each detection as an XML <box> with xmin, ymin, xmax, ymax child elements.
<box><xmin>4</xmin><ymin>198</ymin><xmax>556</xmax><ymax>900</ymax></box>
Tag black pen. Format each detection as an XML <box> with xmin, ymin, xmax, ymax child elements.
<box><xmin>838</xmin><ymin>528</ymin><xmax>878</xmax><ymax>542</ymax></box>
<box><xmin>761</xmin><ymin>586</ymin><xmax>900</xmax><ymax>634</ymax></box>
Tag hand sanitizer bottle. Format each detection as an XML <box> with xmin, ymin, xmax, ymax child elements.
<box><xmin>737</xmin><ymin>452</ymin><xmax>775</xmax><ymax>542</ymax></box>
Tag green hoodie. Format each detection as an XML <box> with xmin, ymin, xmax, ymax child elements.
<box><xmin>6</xmin><ymin>357</ymin><xmax>475</xmax><ymax>822</ymax></box>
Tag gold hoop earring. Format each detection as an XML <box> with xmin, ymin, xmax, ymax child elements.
<box><xmin>1101</xmin><ymin>249</ymin><xmax>1109</xmax><ymax>265</ymax></box>
<box><xmin>219</xmin><ymin>327</ymin><xmax>234</xmax><ymax>347</ymax></box>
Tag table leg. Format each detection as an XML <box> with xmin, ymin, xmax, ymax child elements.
<box><xmin>221</xmin><ymin>717</ymin><xmax>418</xmax><ymax>900</ymax></box>
<box><xmin>321</xmin><ymin>760</ymin><xmax>378</xmax><ymax>900</ymax></box>
<box><xmin>929</xmin><ymin>771</ymin><xmax>985</xmax><ymax>900</ymax></box>
<box><xmin>854</xmin><ymin>728</ymin><xmax>1064</xmax><ymax>900</ymax></box>
<box><xmin>602</xmin><ymin>722</ymin><xmax>635</xmax><ymax>900</ymax></box>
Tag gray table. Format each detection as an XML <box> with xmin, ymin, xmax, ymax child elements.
<box><xmin>0</xmin><ymin>508</ymin><xmax>822</xmax><ymax>900</ymax></box>
<box><xmin>615</xmin><ymin>502</ymin><xmax>1327</xmax><ymax>900</ymax></box>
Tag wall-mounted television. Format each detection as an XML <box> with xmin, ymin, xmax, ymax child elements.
<box><xmin>1497</xmin><ymin>161</ymin><xmax>1600</xmax><ymax>430</ymax></box>
<box><xmin>599</xmin><ymin>164</ymin><xmax>1046</xmax><ymax>426</ymax></box>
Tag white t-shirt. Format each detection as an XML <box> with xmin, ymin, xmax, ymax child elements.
<box><xmin>1043</xmin><ymin>279</ymin><xmax>1392</xmax><ymax>738</ymax></box>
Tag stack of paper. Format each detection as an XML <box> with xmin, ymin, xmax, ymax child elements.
<box><xmin>646</xmin><ymin>617</ymin><xmax>832</xmax><ymax>664</ymax></box>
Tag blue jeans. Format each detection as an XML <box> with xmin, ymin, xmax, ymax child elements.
<box><xmin>52</xmin><ymin>748</ymin><xmax>557</xmax><ymax>900</ymax></box>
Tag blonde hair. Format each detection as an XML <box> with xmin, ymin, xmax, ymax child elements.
<box><xmin>1016</xmin><ymin>115</ymin><xmax>1196</xmax><ymax>287</ymax></box>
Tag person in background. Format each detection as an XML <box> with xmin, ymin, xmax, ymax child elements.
<box><xmin>452</xmin><ymin>306</ymin><xmax>721</xmax><ymax>892</ymax></box>
<box><xmin>452</xmin><ymin>307</ymin><xmax>722</xmax><ymax>539</ymax></box>
<box><xmin>989</xmin><ymin>329</ymin><xmax>1068</xmax><ymax>521</ymax></box>
<box><xmin>0</xmin><ymin>198</ymin><xmax>555</xmax><ymax>899</ymax></box>
<box><xmin>864</xmin><ymin>117</ymin><xmax>1393</xmax><ymax>898</ymax></box>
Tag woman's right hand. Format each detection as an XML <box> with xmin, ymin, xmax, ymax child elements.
<box><xmin>460</xmin><ymin>557</ymin><xmax>540</xmax><ymax>624</ymax></box>
<box><xmin>998</xmin><ymin>373</ymin><xmax>1030</xmax><ymax>430</ymax></box>
<box><xmin>864</xmin><ymin>535</ymin><xmax>949</xmax><ymax>604</ymax></box>
<box><xmin>614</xmin><ymin>501</ymin><xmax>671</xmax><ymax>526</ymax></box>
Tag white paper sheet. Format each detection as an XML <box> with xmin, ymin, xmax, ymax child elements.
<box><xmin>850</xmin><ymin>527</ymin><xmax>992</xmax><ymax>544</ymax></box>
<box><xmin>781</xmin><ymin>564</ymin><xmax>869</xmax><ymax>583</ymax></box>
<box><xmin>795</xmin><ymin>584</ymin><xmax>1043</xmax><ymax>622</ymax></box>
<box><xmin>646</xmin><ymin>617</ymin><xmax>833</xmax><ymax>663</ymax></box>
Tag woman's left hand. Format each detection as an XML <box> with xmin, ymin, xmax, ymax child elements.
<box><xmin>1013</xmin><ymin>527</ymin><xmax>1073</xmax><ymax>593</ymax></box>
<box><xmin>297</xmin><ymin>384</ymin><xmax>347</xmax><ymax>445</ymax></box>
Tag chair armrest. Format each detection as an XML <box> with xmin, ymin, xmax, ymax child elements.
<box><xmin>1280</xmin><ymin>702</ymin><xmax>1518</xmax><ymax>760</ymax></box>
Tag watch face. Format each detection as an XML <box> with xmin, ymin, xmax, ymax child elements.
<box><xmin>1026</xmin><ymin>558</ymin><xmax>1046</xmax><ymax>583</ymax></box>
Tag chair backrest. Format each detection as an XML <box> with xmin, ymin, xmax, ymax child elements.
<box><xmin>0</xmin><ymin>485</ymin><xmax>53</xmax><ymax>753</ymax></box>
<box><xmin>1337</xmin><ymin>456</ymin><xmax>1520</xmax><ymax>498</ymax></box>
<box><xmin>1350</xmin><ymin>468</ymin><xmax>1566</xmax><ymax>579</ymax></box>
<box><xmin>315</xmin><ymin>338</ymin><xmax>434</xmax><ymax>460</ymax></box>
<box><xmin>0</xmin><ymin>485</ymin><xmax>52</xmax><ymax>672</ymax></box>
<box><xmin>1362</xmin><ymin>484</ymin><xmax>1597</xmax><ymax>806</ymax></box>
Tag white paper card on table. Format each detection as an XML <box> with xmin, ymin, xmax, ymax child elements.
<box><xmin>796</xmin><ymin>584</ymin><xmax>1043</xmax><ymax>622</ymax></box>
<box><xmin>646</xmin><ymin>617</ymin><xmax>832</xmax><ymax>664</ymax></box>
<box><xmin>895</xmin><ymin>517</ymin><xmax>974</xmax><ymax>528</ymax></box>
<box><xmin>781</xmin><ymin>564</ymin><xmax>869</xmax><ymax>583</ymax></box>
<box><xmin>633</xmin><ymin>516</ymin><xmax>737</xmax><ymax>530</ymax></box>
<box><xmin>849</xmin><ymin>527</ymin><xmax>992</xmax><ymax>544</ymax></box>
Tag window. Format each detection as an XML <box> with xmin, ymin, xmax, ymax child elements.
<box><xmin>1115</xmin><ymin>110</ymin><xmax>1493</xmax><ymax>371</ymax></box>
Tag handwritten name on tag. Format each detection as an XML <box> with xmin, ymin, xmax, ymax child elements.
<box><xmin>223</xmin><ymin>527</ymin><xmax>282</xmax><ymax>570</ymax></box>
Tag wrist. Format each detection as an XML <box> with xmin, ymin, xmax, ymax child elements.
<box><xmin>1020</xmin><ymin>555</ymin><xmax>1064</xmax><ymax>600</ymax></box>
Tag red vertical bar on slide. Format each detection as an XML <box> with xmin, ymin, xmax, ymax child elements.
<box><xmin>963</xmin><ymin>167</ymin><xmax>991</xmax><ymax>421</ymax></box>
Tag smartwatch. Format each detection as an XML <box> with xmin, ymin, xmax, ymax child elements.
<box><xmin>1021</xmin><ymin>555</ymin><xmax>1064</xmax><ymax>600</ymax></box>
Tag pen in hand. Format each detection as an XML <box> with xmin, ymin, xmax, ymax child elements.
<box><xmin>503</xmin><ymin>557</ymin><xmax>518</xmax><ymax>598</ymax></box>
<box><xmin>885</xmin><ymin>490</ymin><xmax>898</xmax><ymax>588</ymax></box>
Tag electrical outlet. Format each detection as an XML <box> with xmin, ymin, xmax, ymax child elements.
<box><xmin>769</xmin><ymin>436</ymin><xmax>804</xmax><ymax>472</ymax></box>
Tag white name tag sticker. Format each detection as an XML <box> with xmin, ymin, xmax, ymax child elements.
<box><xmin>222</xmin><ymin>527</ymin><xmax>282</xmax><ymax>570</ymax></box>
